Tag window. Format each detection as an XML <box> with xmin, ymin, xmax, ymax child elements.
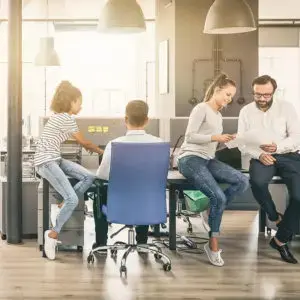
<box><xmin>259</xmin><ymin>47</ymin><xmax>300</xmax><ymax>114</ymax></box>
<box><xmin>0</xmin><ymin>21</ymin><xmax>156</xmax><ymax>138</ymax></box>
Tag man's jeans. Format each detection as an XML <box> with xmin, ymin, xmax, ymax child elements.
<box><xmin>249</xmin><ymin>153</ymin><xmax>300</xmax><ymax>243</ymax></box>
<box><xmin>178</xmin><ymin>155</ymin><xmax>249</xmax><ymax>237</ymax></box>
<box><xmin>36</xmin><ymin>158</ymin><xmax>95</xmax><ymax>233</ymax></box>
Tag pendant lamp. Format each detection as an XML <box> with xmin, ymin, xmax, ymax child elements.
<box><xmin>34</xmin><ymin>0</ymin><xmax>60</xmax><ymax>66</ymax></box>
<box><xmin>34</xmin><ymin>37</ymin><xmax>60</xmax><ymax>66</ymax></box>
<box><xmin>203</xmin><ymin>0</ymin><xmax>256</xmax><ymax>34</ymax></box>
<box><xmin>98</xmin><ymin>0</ymin><xmax>146</xmax><ymax>34</ymax></box>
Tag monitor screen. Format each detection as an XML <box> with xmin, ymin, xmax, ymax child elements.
<box><xmin>39</xmin><ymin>117</ymin><xmax>160</xmax><ymax>146</ymax></box>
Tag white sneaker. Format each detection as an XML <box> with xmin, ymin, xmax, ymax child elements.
<box><xmin>44</xmin><ymin>230</ymin><xmax>57</xmax><ymax>260</ymax></box>
<box><xmin>204</xmin><ymin>242</ymin><xmax>224</xmax><ymax>267</ymax></box>
<box><xmin>200</xmin><ymin>211</ymin><xmax>211</xmax><ymax>232</ymax></box>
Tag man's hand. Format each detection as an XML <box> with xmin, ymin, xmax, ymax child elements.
<box><xmin>260</xmin><ymin>142</ymin><xmax>277</xmax><ymax>153</ymax></box>
<box><xmin>259</xmin><ymin>153</ymin><xmax>276</xmax><ymax>166</ymax></box>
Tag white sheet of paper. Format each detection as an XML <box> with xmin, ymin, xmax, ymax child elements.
<box><xmin>225</xmin><ymin>135</ymin><xmax>245</xmax><ymax>149</ymax></box>
<box><xmin>225</xmin><ymin>130</ymin><xmax>278</xmax><ymax>149</ymax></box>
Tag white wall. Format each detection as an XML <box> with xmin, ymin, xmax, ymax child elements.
<box><xmin>259</xmin><ymin>0</ymin><xmax>300</xmax><ymax>19</ymax></box>
<box><xmin>259</xmin><ymin>48</ymin><xmax>300</xmax><ymax>115</ymax></box>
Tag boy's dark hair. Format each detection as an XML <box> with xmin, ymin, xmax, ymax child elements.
<box><xmin>50</xmin><ymin>81</ymin><xmax>82</xmax><ymax>113</ymax></box>
<box><xmin>125</xmin><ymin>100</ymin><xmax>149</xmax><ymax>127</ymax></box>
<box><xmin>252</xmin><ymin>75</ymin><xmax>277</xmax><ymax>92</ymax></box>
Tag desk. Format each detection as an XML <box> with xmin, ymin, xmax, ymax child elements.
<box><xmin>166</xmin><ymin>171</ymin><xmax>286</xmax><ymax>250</ymax></box>
<box><xmin>41</xmin><ymin>169</ymin><xmax>284</xmax><ymax>254</ymax></box>
<box><xmin>40</xmin><ymin>170</ymin><xmax>221</xmax><ymax>253</ymax></box>
<box><xmin>167</xmin><ymin>170</ymin><xmax>195</xmax><ymax>250</ymax></box>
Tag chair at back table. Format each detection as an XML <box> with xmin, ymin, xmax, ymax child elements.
<box><xmin>87</xmin><ymin>142</ymin><xmax>172</xmax><ymax>276</ymax></box>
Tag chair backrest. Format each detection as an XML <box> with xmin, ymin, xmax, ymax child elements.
<box><xmin>107</xmin><ymin>142</ymin><xmax>170</xmax><ymax>226</ymax></box>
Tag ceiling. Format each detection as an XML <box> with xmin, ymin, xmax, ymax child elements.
<box><xmin>1</xmin><ymin>0</ymin><xmax>299</xmax><ymax>22</ymax></box>
<box><xmin>0</xmin><ymin>0</ymin><xmax>155</xmax><ymax>19</ymax></box>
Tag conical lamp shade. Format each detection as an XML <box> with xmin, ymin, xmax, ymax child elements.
<box><xmin>34</xmin><ymin>37</ymin><xmax>60</xmax><ymax>66</ymax></box>
<box><xmin>204</xmin><ymin>0</ymin><xmax>256</xmax><ymax>34</ymax></box>
<box><xmin>98</xmin><ymin>0</ymin><xmax>146</xmax><ymax>34</ymax></box>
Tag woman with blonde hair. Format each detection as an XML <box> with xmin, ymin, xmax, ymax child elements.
<box><xmin>34</xmin><ymin>80</ymin><xmax>103</xmax><ymax>260</ymax></box>
<box><xmin>177</xmin><ymin>73</ymin><xmax>249</xmax><ymax>267</ymax></box>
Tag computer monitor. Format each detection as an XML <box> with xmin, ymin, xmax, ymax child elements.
<box><xmin>39</xmin><ymin>116</ymin><xmax>160</xmax><ymax>146</ymax></box>
<box><xmin>170</xmin><ymin>117</ymin><xmax>188</xmax><ymax>148</ymax></box>
<box><xmin>216</xmin><ymin>118</ymin><xmax>241</xmax><ymax>169</ymax></box>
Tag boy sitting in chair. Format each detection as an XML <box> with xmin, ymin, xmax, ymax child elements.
<box><xmin>94</xmin><ymin>100</ymin><xmax>164</xmax><ymax>250</ymax></box>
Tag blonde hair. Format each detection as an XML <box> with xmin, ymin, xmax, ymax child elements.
<box><xmin>125</xmin><ymin>100</ymin><xmax>149</xmax><ymax>127</ymax></box>
<box><xmin>50</xmin><ymin>81</ymin><xmax>82</xmax><ymax>113</ymax></box>
<box><xmin>204</xmin><ymin>73</ymin><xmax>236</xmax><ymax>102</ymax></box>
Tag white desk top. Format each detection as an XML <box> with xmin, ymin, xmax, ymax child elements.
<box><xmin>89</xmin><ymin>168</ymin><xmax>285</xmax><ymax>183</ymax></box>
<box><xmin>167</xmin><ymin>170</ymin><xmax>186</xmax><ymax>180</ymax></box>
<box><xmin>90</xmin><ymin>168</ymin><xmax>187</xmax><ymax>181</ymax></box>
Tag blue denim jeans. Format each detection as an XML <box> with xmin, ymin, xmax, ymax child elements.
<box><xmin>178</xmin><ymin>155</ymin><xmax>249</xmax><ymax>237</ymax></box>
<box><xmin>36</xmin><ymin>158</ymin><xmax>95</xmax><ymax>233</ymax></box>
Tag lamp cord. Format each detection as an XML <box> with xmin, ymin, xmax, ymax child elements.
<box><xmin>44</xmin><ymin>0</ymin><xmax>49</xmax><ymax>116</ymax></box>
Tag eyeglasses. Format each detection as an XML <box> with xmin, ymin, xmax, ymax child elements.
<box><xmin>253</xmin><ymin>93</ymin><xmax>273</xmax><ymax>100</ymax></box>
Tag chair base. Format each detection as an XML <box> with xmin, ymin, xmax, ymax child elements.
<box><xmin>87</xmin><ymin>241</ymin><xmax>172</xmax><ymax>275</ymax></box>
<box><xmin>87</xmin><ymin>227</ymin><xmax>172</xmax><ymax>276</ymax></box>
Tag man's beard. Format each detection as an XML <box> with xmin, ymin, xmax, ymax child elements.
<box><xmin>255</xmin><ymin>98</ymin><xmax>273</xmax><ymax>110</ymax></box>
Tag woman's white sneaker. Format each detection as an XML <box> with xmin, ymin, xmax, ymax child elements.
<box><xmin>204</xmin><ymin>242</ymin><xmax>224</xmax><ymax>267</ymax></box>
<box><xmin>44</xmin><ymin>230</ymin><xmax>57</xmax><ymax>260</ymax></box>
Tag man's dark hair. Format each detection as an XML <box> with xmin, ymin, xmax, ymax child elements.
<box><xmin>125</xmin><ymin>100</ymin><xmax>148</xmax><ymax>127</ymax></box>
<box><xmin>252</xmin><ymin>75</ymin><xmax>277</xmax><ymax>92</ymax></box>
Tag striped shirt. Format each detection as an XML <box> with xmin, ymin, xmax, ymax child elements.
<box><xmin>34</xmin><ymin>113</ymin><xmax>79</xmax><ymax>166</ymax></box>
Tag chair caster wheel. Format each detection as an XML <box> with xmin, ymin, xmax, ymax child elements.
<box><xmin>77</xmin><ymin>246</ymin><xmax>83</xmax><ymax>252</ymax></box>
<box><xmin>111</xmin><ymin>249</ymin><xmax>118</xmax><ymax>257</ymax></box>
<box><xmin>163</xmin><ymin>263</ymin><xmax>171</xmax><ymax>272</ymax></box>
<box><xmin>1</xmin><ymin>233</ymin><xmax>6</xmax><ymax>240</ymax></box>
<box><xmin>154</xmin><ymin>253</ymin><xmax>162</xmax><ymax>260</ymax></box>
<box><xmin>87</xmin><ymin>254</ymin><xmax>94</xmax><ymax>264</ymax></box>
<box><xmin>120</xmin><ymin>265</ymin><xmax>127</xmax><ymax>276</ymax></box>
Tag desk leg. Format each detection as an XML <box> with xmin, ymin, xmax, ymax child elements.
<box><xmin>168</xmin><ymin>185</ymin><xmax>177</xmax><ymax>250</ymax></box>
<box><xmin>259</xmin><ymin>208</ymin><xmax>266</xmax><ymax>233</ymax></box>
<box><xmin>42</xmin><ymin>179</ymin><xmax>49</xmax><ymax>257</ymax></box>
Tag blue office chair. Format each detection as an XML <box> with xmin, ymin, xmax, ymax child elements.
<box><xmin>87</xmin><ymin>142</ymin><xmax>172</xmax><ymax>276</ymax></box>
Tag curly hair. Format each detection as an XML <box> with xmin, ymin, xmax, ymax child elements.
<box><xmin>50</xmin><ymin>81</ymin><xmax>82</xmax><ymax>113</ymax></box>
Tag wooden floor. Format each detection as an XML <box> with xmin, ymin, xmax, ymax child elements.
<box><xmin>0</xmin><ymin>211</ymin><xmax>300</xmax><ymax>300</ymax></box>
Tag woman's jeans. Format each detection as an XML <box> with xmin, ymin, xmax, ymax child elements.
<box><xmin>178</xmin><ymin>155</ymin><xmax>249</xmax><ymax>237</ymax></box>
<box><xmin>36</xmin><ymin>158</ymin><xmax>95</xmax><ymax>233</ymax></box>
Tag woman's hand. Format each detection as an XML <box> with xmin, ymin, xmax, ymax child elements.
<box><xmin>211</xmin><ymin>134</ymin><xmax>235</xmax><ymax>143</ymax></box>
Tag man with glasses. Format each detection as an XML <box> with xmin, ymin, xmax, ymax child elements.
<box><xmin>238</xmin><ymin>75</ymin><xmax>300</xmax><ymax>264</ymax></box>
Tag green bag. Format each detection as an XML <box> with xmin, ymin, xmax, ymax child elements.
<box><xmin>183</xmin><ymin>184</ymin><xmax>228</xmax><ymax>213</ymax></box>
<box><xmin>183</xmin><ymin>190</ymin><xmax>209</xmax><ymax>213</ymax></box>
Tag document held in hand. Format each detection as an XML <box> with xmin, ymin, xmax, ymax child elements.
<box><xmin>225</xmin><ymin>130</ymin><xmax>278</xmax><ymax>150</ymax></box>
